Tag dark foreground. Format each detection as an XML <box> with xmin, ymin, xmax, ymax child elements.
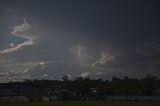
<box><xmin>1</xmin><ymin>101</ymin><xmax>160</xmax><ymax>106</ymax></box>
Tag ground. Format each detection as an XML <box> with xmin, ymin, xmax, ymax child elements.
<box><xmin>1</xmin><ymin>101</ymin><xmax>160</xmax><ymax>106</ymax></box>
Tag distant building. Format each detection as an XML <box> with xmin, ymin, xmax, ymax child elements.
<box><xmin>0</xmin><ymin>96</ymin><xmax>29</xmax><ymax>102</ymax></box>
<box><xmin>0</xmin><ymin>83</ymin><xmax>48</xmax><ymax>102</ymax></box>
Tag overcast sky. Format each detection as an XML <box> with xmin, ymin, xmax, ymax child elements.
<box><xmin>0</xmin><ymin>0</ymin><xmax>160</xmax><ymax>82</ymax></box>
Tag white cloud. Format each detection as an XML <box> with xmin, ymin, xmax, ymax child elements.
<box><xmin>0</xmin><ymin>72</ymin><xmax>8</xmax><ymax>77</ymax></box>
<box><xmin>70</xmin><ymin>45</ymin><xmax>94</xmax><ymax>67</ymax></box>
<box><xmin>70</xmin><ymin>45</ymin><xmax>115</xmax><ymax>77</ymax></box>
<box><xmin>96</xmin><ymin>72</ymin><xmax>104</xmax><ymax>75</ymax></box>
<box><xmin>0</xmin><ymin>18</ymin><xmax>36</xmax><ymax>55</ymax></box>
<box><xmin>10</xmin><ymin>19</ymin><xmax>31</xmax><ymax>38</ymax></box>
<box><xmin>4</xmin><ymin>61</ymin><xmax>48</xmax><ymax>68</ymax></box>
<box><xmin>70</xmin><ymin>45</ymin><xmax>115</xmax><ymax>68</ymax></box>
<box><xmin>0</xmin><ymin>18</ymin><xmax>48</xmax><ymax>82</ymax></box>
<box><xmin>80</xmin><ymin>72</ymin><xmax>90</xmax><ymax>78</ymax></box>
<box><xmin>0</xmin><ymin>60</ymin><xmax>49</xmax><ymax>82</ymax></box>
<box><xmin>66</xmin><ymin>74</ymin><xmax>72</xmax><ymax>79</ymax></box>
<box><xmin>70</xmin><ymin>46</ymin><xmax>88</xmax><ymax>60</ymax></box>
<box><xmin>10</xmin><ymin>43</ymin><xmax>15</xmax><ymax>47</ymax></box>
<box><xmin>90</xmin><ymin>52</ymin><xmax>115</xmax><ymax>68</ymax></box>
<box><xmin>43</xmin><ymin>74</ymin><xmax>48</xmax><ymax>77</ymax></box>
<box><xmin>0</xmin><ymin>40</ymin><xmax>34</xmax><ymax>54</ymax></box>
<box><xmin>0</xmin><ymin>70</ymin><xmax>30</xmax><ymax>82</ymax></box>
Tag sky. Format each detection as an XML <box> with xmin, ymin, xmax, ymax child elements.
<box><xmin>0</xmin><ymin>0</ymin><xmax>160</xmax><ymax>82</ymax></box>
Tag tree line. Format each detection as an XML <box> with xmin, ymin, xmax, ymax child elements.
<box><xmin>7</xmin><ymin>74</ymin><xmax>160</xmax><ymax>96</ymax></box>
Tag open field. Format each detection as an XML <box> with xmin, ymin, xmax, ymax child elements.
<box><xmin>1</xmin><ymin>101</ymin><xmax>160</xmax><ymax>106</ymax></box>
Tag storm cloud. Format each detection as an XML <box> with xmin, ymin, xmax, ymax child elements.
<box><xmin>0</xmin><ymin>0</ymin><xmax>160</xmax><ymax>82</ymax></box>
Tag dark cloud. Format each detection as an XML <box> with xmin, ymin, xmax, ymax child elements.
<box><xmin>0</xmin><ymin>0</ymin><xmax>160</xmax><ymax>82</ymax></box>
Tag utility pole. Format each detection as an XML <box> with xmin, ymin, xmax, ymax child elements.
<box><xmin>57</xmin><ymin>63</ymin><xmax>62</xmax><ymax>80</ymax></box>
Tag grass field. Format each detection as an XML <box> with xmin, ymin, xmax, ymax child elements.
<box><xmin>1</xmin><ymin>101</ymin><xmax>160</xmax><ymax>106</ymax></box>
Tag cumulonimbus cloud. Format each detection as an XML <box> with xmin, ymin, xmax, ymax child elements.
<box><xmin>0</xmin><ymin>18</ymin><xmax>36</xmax><ymax>55</ymax></box>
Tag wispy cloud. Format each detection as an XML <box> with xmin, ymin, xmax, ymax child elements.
<box><xmin>3</xmin><ymin>61</ymin><xmax>49</xmax><ymax>68</ymax></box>
<box><xmin>96</xmin><ymin>72</ymin><xmax>103</xmax><ymax>75</ymax></box>
<box><xmin>70</xmin><ymin>45</ymin><xmax>115</xmax><ymax>68</ymax></box>
<box><xmin>0</xmin><ymin>60</ymin><xmax>49</xmax><ymax>82</ymax></box>
<box><xmin>10</xmin><ymin>19</ymin><xmax>31</xmax><ymax>37</ymax></box>
<box><xmin>0</xmin><ymin>18</ymin><xmax>36</xmax><ymax>55</ymax></box>
<box><xmin>89</xmin><ymin>52</ymin><xmax>115</xmax><ymax>68</ymax></box>
<box><xmin>70</xmin><ymin>45</ymin><xmax>94</xmax><ymax>67</ymax></box>
<box><xmin>70</xmin><ymin>45</ymin><xmax>115</xmax><ymax>77</ymax></box>
<box><xmin>0</xmin><ymin>40</ymin><xmax>34</xmax><ymax>54</ymax></box>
